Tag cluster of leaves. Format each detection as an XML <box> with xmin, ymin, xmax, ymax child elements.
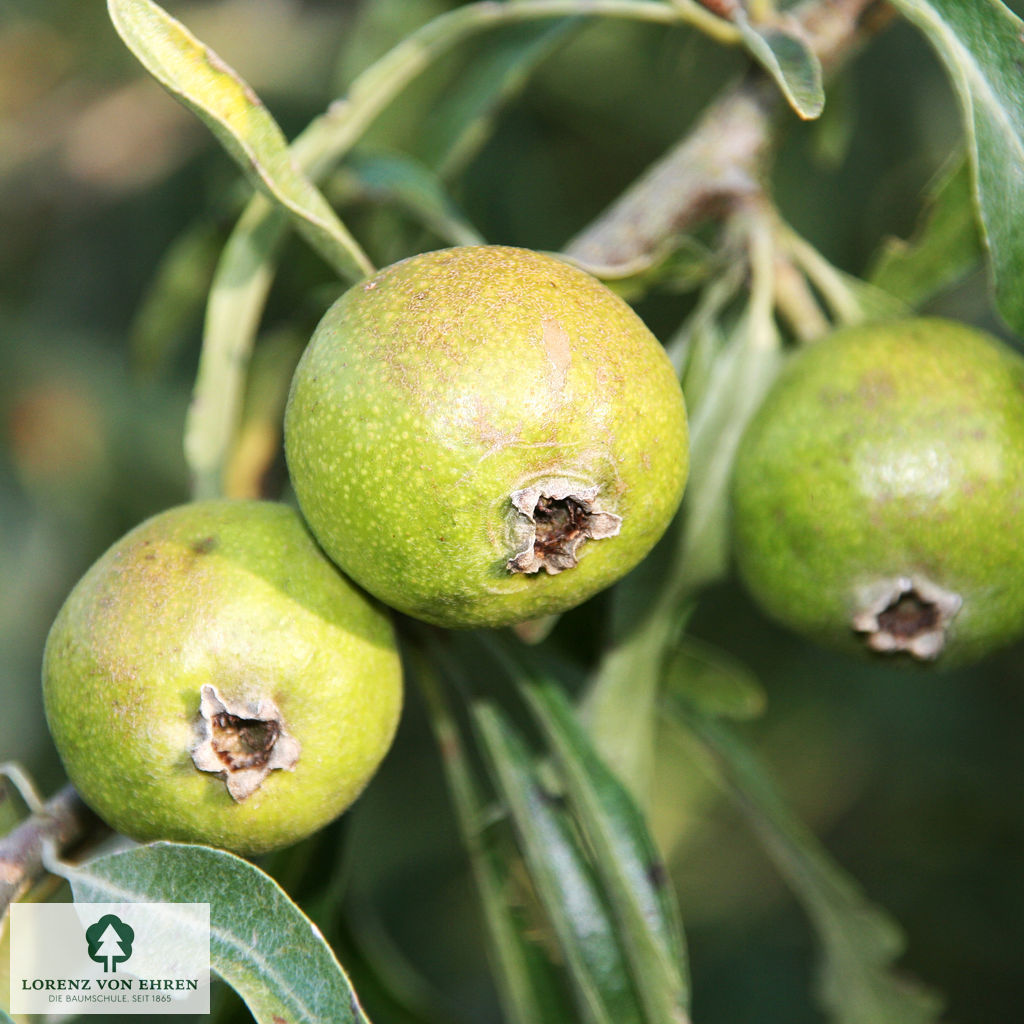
<box><xmin>4</xmin><ymin>0</ymin><xmax>1024</xmax><ymax>1022</ymax></box>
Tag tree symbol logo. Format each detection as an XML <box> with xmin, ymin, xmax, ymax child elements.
<box><xmin>85</xmin><ymin>914</ymin><xmax>135</xmax><ymax>973</ymax></box>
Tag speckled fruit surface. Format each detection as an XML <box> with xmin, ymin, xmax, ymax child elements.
<box><xmin>731</xmin><ymin>317</ymin><xmax>1024</xmax><ymax>667</ymax></box>
<box><xmin>43</xmin><ymin>500</ymin><xmax>402</xmax><ymax>854</ymax></box>
<box><xmin>284</xmin><ymin>245</ymin><xmax>689</xmax><ymax>628</ymax></box>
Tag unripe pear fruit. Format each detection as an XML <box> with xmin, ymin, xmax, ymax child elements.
<box><xmin>731</xmin><ymin>317</ymin><xmax>1024</xmax><ymax>668</ymax></box>
<box><xmin>284</xmin><ymin>245</ymin><xmax>689</xmax><ymax>629</ymax></box>
<box><xmin>43</xmin><ymin>500</ymin><xmax>402</xmax><ymax>855</ymax></box>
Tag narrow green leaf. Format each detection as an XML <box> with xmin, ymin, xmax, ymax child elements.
<box><xmin>473</xmin><ymin>703</ymin><xmax>644</xmax><ymax>1024</ymax></box>
<box><xmin>734</xmin><ymin>9</ymin><xmax>824</xmax><ymax>120</ymax></box>
<box><xmin>416</xmin><ymin>18</ymin><xmax>577</xmax><ymax>176</ymax></box>
<box><xmin>666</xmin><ymin>701</ymin><xmax>944</xmax><ymax>1024</ymax></box>
<box><xmin>130</xmin><ymin>219</ymin><xmax>223</xmax><ymax>379</ymax></box>
<box><xmin>337</xmin><ymin>151</ymin><xmax>485</xmax><ymax>247</ymax></box>
<box><xmin>664</xmin><ymin>637</ymin><xmax>766</xmax><ymax>720</ymax></box>
<box><xmin>414</xmin><ymin>652</ymin><xmax>575</xmax><ymax>1024</ymax></box>
<box><xmin>888</xmin><ymin>0</ymin><xmax>1024</xmax><ymax>334</ymax></box>
<box><xmin>522</xmin><ymin>681</ymin><xmax>692</xmax><ymax>1024</ymax></box>
<box><xmin>677</xmin><ymin>307</ymin><xmax>784</xmax><ymax>593</ymax></box>
<box><xmin>580</xmin><ymin>598</ymin><xmax>682</xmax><ymax>805</ymax></box>
<box><xmin>869</xmin><ymin>153</ymin><xmax>983</xmax><ymax>308</ymax></box>
<box><xmin>184</xmin><ymin>196</ymin><xmax>284</xmax><ymax>499</ymax></box>
<box><xmin>107</xmin><ymin>0</ymin><xmax>373</xmax><ymax>282</ymax></box>
<box><xmin>57</xmin><ymin>842</ymin><xmax>372</xmax><ymax>1024</ymax></box>
<box><xmin>0</xmin><ymin>1010</ymin><xmax>14</xmax><ymax>1024</ymax></box>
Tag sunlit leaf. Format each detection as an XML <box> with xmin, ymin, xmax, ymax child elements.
<box><xmin>58</xmin><ymin>842</ymin><xmax>372</xmax><ymax>1024</ymax></box>
<box><xmin>522</xmin><ymin>680</ymin><xmax>692</xmax><ymax>1024</ymax></box>
<box><xmin>888</xmin><ymin>0</ymin><xmax>1024</xmax><ymax>334</ymax></box>
<box><xmin>678</xmin><ymin>306</ymin><xmax>784</xmax><ymax>592</ymax></box>
<box><xmin>665</xmin><ymin>702</ymin><xmax>944</xmax><ymax>1024</ymax></box>
<box><xmin>107</xmin><ymin>0</ymin><xmax>372</xmax><ymax>282</ymax></box>
<box><xmin>223</xmin><ymin>329</ymin><xmax>305</xmax><ymax>500</ymax></box>
<box><xmin>473</xmin><ymin>702</ymin><xmax>644</xmax><ymax>1024</ymax></box>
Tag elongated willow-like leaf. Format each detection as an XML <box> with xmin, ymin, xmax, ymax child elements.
<box><xmin>521</xmin><ymin>680</ymin><xmax>692</xmax><ymax>1024</ymax></box>
<box><xmin>338</xmin><ymin>151</ymin><xmax>485</xmax><ymax>247</ymax></box>
<box><xmin>665</xmin><ymin>699</ymin><xmax>943</xmax><ymax>1024</ymax></box>
<box><xmin>55</xmin><ymin>842</ymin><xmax>372</xmax><ymax>1024</ymax></box>
<box><xmin>185</xmin><ymin>195</ymin><xmax>283</xmax><ymax>499</ymax></box>
<box><xmin>414</xmin><ymin>652</ymin><xmax>576</xmax><ymax>1024</ymax></box>
<box><xmin>869</xmin><ymin>154</ymin><xmax>983</xmax><ymax>308</ymax></box>
<box><xmin>129</xmin><ymin>219</ymin><xmax>223</xmax><ymax>380</ymax></box>
<box><xmin>888</xmin><ymin>0</ymin><xmax>1024</xmax><ymax>334</ymax></box>
<box><xmin>663</xmin><ymin>636</ymin><xmax>766</xmax><ymax>721</ymax></box>
<box><xmin>733</xmin><ymin>9</ymin><xmax>824</xmax><ymax>119</ymax></box>
<box><xmin>583</xmin><ymin>253</ymin><xmax>780</xmax><ymax>802</ymax></box>
<box><xmin>107</xmin><ymin>0</ymin><xmax>373</xmax><ymax>283</ymax></box>
<box><xmin>473</xmin><ymin>703</ymin><xmax>644</xmax><ymax>1024</ymax></box>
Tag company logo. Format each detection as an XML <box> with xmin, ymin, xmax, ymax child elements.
<box><xmin>10</xmin><ymin>902</ymin><xmax>210</xmax><ymax>1015</ymax></box>
<box><xmin>85</xmin><ymin>914</ymin><xmax>135</xmax><ymax>972</ymax></box>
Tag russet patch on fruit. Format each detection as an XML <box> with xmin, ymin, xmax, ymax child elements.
<box><xmin>284</xmin><ymin>245</ymin><xmax>689</xmax><ymax>629</ymax></box>
<box><xmin>42</xmin><ymin>500</ymin><xmax>402</xmax><ymax>855</ymax></box>
<box><xmin>730</xmin><ymin>317</ymin><xmax>1024</xmax><ymax>668</ymax></box>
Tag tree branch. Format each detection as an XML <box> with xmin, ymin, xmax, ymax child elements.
<box><xmin>565</xmin><ymin>0</ymin><xmax>893</xmax><ymax>268</ymax></box>
<box><xmin>0</xmin><ymin>784</ymin><xmax>105</xmax><ymax>916</ymax></box>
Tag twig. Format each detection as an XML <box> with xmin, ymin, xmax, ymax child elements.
<box><xmin>0</xmin><ymin>784</ymin><xmax>105</xmax><ymax>916</ymax></box>
<box><xmin>565</xmin><ymin>0</ymin><xmax>890</xmax><ymax>268</ymax></box>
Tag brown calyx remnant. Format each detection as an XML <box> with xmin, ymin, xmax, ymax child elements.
<box><xmin>852</xmin><ymin>576</ymin><xmax>963</xmax><ymax>660</ymax></box>
<box><xmin>191</xmin><ymin>684</ymin><xmax>300</xmax><ymax>802</ymax></box>
<box><xmin>507</xmin><ymin>480</ymin><xmax>621</xmax><ymax>575</ymax></box>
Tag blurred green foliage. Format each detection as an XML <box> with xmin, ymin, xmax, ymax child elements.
<box><xmin>2</xmin><ymin>1</ymin><xmax>1023</xmax><ymax>1022</ymax></box>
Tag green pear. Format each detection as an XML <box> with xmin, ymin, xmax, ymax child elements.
<box><xmin>284</xmin><ymin>245</ymin><xmax>689</xmax><ymax>629</ymax></box>
<box><xmin>43</xmin><ymin>500</ymin><xmax>402</xmax><ymax>854</ymax></box>
<box><xmin>731</xmin><ymin>318</ymin><xmax>1024</xmax><ymax>667</ymax></box>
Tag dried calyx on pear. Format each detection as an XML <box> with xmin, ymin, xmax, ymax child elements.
<box><xmin>851</xmin><ymin>576</ymin><xmax>963</xmax><ymax>661</ymax></box>
<box><xmin>507</xmin><ymin>480</ymin><xmax>622</xmax><ymax>575</ymax></box>
<box><xmin>191</xmin><ymin>684</ymin><xmax>301</xmax><ymax>802</ymax></box>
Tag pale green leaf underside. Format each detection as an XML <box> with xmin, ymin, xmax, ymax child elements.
<box><xmin>888</xmin><ymin>0</ymin><xmax>1024</xmax><ymax>334</ymax></box>
<box><xmin>664</xmin><ymin>636</ymin><xmax>766</xmax><ymax>720</ymax></box>
<box><xmin>107</xmin><ymin>0</ymin><xmax>372</xmax><ymax>282</ymax></box>
<box><xmin>735</xmin><ymin>10</ymin><xmax>824</xmax><ymax>120</ymax></box>
<box><xmin>869</xmin><ymin>153</ymin><xmax>983</xmax><ymax>307</ymax></box>
<box><xmin>62</xmin><ymin>842</ymin><xmax>370</xmax><ymax>1024</ymax></box>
